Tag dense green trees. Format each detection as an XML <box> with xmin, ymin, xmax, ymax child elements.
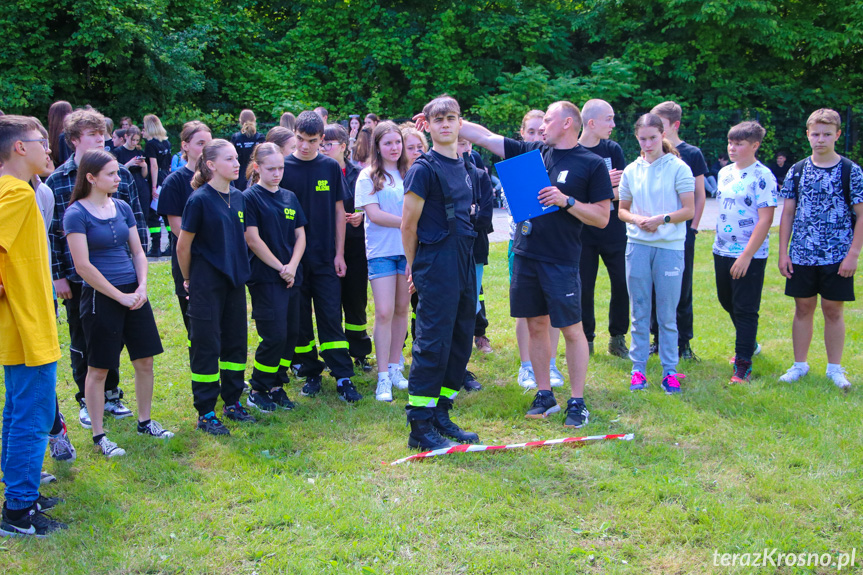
<box><xmin>2</xmin><ymin>0</ymin><xmax>861</xmax><ymax>161</ymax></box>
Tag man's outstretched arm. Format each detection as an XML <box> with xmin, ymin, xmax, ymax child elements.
<box><xmin>458</xmin><ymin>121</ymin><xmax>506</xmax><ymax>159</ymax></box>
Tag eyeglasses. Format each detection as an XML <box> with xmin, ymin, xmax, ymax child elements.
<box><xmin>321</xmin><ymin>141</ymin><xmax>343</xmax><ymax>150</ymax></box>
<box><xmin>21</xmin><ymin>138</ymin><xmax>50</xmax><ymax>151</ymax></box>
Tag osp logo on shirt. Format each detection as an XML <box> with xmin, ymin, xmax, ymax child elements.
<box><xmin>316</xmin><ymin>180</ymin><xmax>330</xmax><ymax>192</ymax></box>
<box><xmin>284</xmin><ymin>208</ymin><xmax>296</xmax><ymax>220</ymax></box>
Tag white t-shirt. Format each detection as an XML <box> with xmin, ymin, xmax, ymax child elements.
<box><xmin>355</xmin><ymin>167</ymin><xmax>405</xmax><ymax>259</ymax></box>
<box><xmin>713</xmin><ymin>160</ymin><xmax>778</xmax><ymax>259</ymax></box>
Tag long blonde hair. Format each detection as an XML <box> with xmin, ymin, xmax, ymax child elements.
<box><xmin>191</xmin><ymin>139</ymin><xmax>234</xmax><ymax>189</ymax></box>
<box><xmin>143</xmin><ymin>114</ymin><xmax>168</xmax><ymax>141</ymax></box>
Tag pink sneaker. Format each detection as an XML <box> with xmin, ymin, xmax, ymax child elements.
<box><xmin>630</xmin><ymin>371</ymin><xmax>648</xmax><ymax>391</ymax></box>
<box><xmin>661</xmin><ymin>373</ymin><xmax>685</xmax><ymax>394</ymax></box>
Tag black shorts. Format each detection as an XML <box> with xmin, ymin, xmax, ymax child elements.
<box><xmin>784</xmin><ymin>263</ymin><xmax>855</xmax><ymax>302</ymax></box>
<box><xmin>510</xmin><ymin>254</ymin><xmax>582</xmax><ymax>328</ymax></box>
<box><xmin>80</xmin><ymin>283</ymin><xmax>164</xmax><ymax>369</ymax></box>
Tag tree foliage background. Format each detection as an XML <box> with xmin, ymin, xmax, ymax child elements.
<box><xmin>3</xmin><ymin>0</ymin><xmax>863</xmax><ymax>162</ymax></box>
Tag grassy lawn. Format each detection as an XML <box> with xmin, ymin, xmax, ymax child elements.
<box><xmin>4</xmin><ymin>232</ymin><xmax>863</xmax><ymax>574</ymax></box>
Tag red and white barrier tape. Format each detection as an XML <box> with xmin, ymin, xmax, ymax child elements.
<box><xmin>388</xmin><ymin>433</ymin><xmax>634</xmax><ymax>466</ymax></box>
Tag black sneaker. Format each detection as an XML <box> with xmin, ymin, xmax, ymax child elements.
<box><xmin>462</xmin><ymin>370</ymin><xmax>482</xmax><ymax>392</ymax></box>
<box><xmin>35</xmin><ymin>495</ymin><xmax>63</xmax><ymax>512</ymax></box>
<box><xmin>247</xmin><ymin>391</ymin><xmax>277</xmax><ymax>412</ymax></box>
<box><xmin>301</xmin><ymin>375</ymin><xmax>322</xmax><ymax>397</ymax></box>
<box><xmin>563</xmin><ymin>398</ymin><xmax>589</xmax><ymax>429</ymax></box>
<box><xmin>268</xmin><ymin>388</ymin><xmax>295</xmax><ymax>410</ymax></box>
<box><xmin>525</xmin><ymin>390</ymin><xmax>560</xmax><ymax>419</ymax></box>
<box><xmin>354</xmin><ymin>357</ymin><xmax>373</xmax><ymax>372</ymax></box>
<box><xmin>0</xmin><ymin>505</ymin><xmax>68</xmax><ymax>538</ymax></box>
<box><xmin>197</xmin><ymin>413</ymin><xmax>230</xmax><ymax>436</ymax></box>
<box><xmin>608</xmin><ymin>334</ymin><xmax>629</xmax><ymax>358</ymax></box>
<box><xmin>223</xmin><ymin>402</ymin><xmax>257</xmax><ymax>423</ymax></box>
<box><xmin>408</xmin><ymin>419</ymin><xmax>458</xmax><ymax>450</ymax></box>
<box><xmin>337</xmin><ymin>380</ymin><xmax>363</xmax><ymax>403</ymax></box>
<box><xmin>649</xmin><ymin>338</ymin><xmax>659</xmax><ymax>356</ymax></box>
<box><xmin>679</xmin><ymin>344</ymin><xmax>700</xmax><ymax>362</ymax></box>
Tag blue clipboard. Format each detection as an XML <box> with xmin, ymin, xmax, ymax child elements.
<box><xmin>495</xmin><ymin>149</ymin><xmax>557</xmax><ymax>222</ymax></box>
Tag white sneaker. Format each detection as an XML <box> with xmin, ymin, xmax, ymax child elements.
<box><xmin>388</xmin><ymin>366</ymin><xmax>408</xmax><ymax>390</ymax></box>
<box><xmin>375</xmin><ymin>374</ymin><xmax>393</xmax><ymax>402</ymax></box>
<box><xmin>549</xmin><ymin>364</ymin><xmax>564</xmax><ymax>388</ymax></box>
<box><xmin>779</xmin><ymin>363</ymin><xmax>810</xmax><ymax>383</ymax></box>
<box><xmin>137</xmin><ymin>420</ymin><xmax>175</xmax><ymax>439</ymax></box>
<box><xmin>827</xmin><ymin>368</ymin><xmax>851</xmax><ymax>390</ymax></box>
<box><xmin>399</xmin><ymin>355</ymin><xmax>406</xmax><ymax>370</ymax></box>
<box><xmin>95</xmin><ymin>436</ymin><xmax>126</xmax><ymax>458</ymax></box>
<box><xmin>518</xmin><ymin>365</ymin><xmax>536</xmax><ymax>390</ymax></box>
<box><xmin>753</xmin><ymin>342</ymin><xmax>762</xmax><ymax>356</ymax></box>
<box><xmin>78</xmin><ymin>402</ymin><xmax>92</xmax><ymax>429</ymax></box>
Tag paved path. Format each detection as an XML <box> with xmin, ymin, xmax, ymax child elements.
<box><xmin>489</xmin><ymin>197</ymin><xmax>785</xmax><ymax>243</ymax></box>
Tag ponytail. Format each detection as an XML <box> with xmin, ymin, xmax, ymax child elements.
<box><xmin>191</xmin><ymin>139</ymin><xmax>233</xmax><ymax>189</ymax></box>
<box><xmin>239</xmin><ymin>109</ymin><xmax>257</xmax><ymax>137</ymax></box>
<box><xmin>662</xmin><ymin>139</ymin><xmax>681</xmax><ymax>157</ymax></box>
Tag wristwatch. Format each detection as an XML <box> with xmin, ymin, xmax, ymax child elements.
<box><xmin>663</xmin><ymin>214</ymin><xmax>671</xmax><ymax>224</ymax></box>
<box><xmin>566</xmin><ymin>196</ymin><xmax>575</xmax><ymax>209</ymax></box>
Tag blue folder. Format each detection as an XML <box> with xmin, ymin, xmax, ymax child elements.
<box><xmin>496</xmin><ymin>149</ymin><xmax>557</xmax><ymax>223</ymax></box>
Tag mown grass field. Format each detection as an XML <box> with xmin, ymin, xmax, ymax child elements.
<box><xmin>3</xmin><ymin>232</ymin><xmax>863</xmax><ymax>574</ymax></box>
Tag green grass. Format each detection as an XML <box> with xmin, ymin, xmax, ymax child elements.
<box><xmin>4</xmin><ymin>232</ymin><xmax>863</xmax><ymax>574</ymax></box>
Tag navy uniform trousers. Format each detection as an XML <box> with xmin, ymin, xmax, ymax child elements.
<box><xmin>341</xmin><ymin>237</ymin><xmax>372</xmax><ymax>360</ymax></box>
<box><xmin>406</xmin><ymin>234</ymin><xmax>476</xmax><ymax>421</ymax></box>
<box><xmin>293</xmin><ymin>262</ymin><xmax>355</xmax><ymax>379</ymax></box>
<box><xmin>248</xmin><ymin>281</ymin><xmax>301</xmax><ymax>392</ymax></box>
<box><xmin>187</xmin><ymin>259</ymin><xmax>247</xmax><ymax>416</ymax></box>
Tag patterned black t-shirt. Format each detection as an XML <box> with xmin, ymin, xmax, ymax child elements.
<box><xmin>778</xmin><ymin>157</ymin><xmax>863</xmax><ymax>265</ymax></box>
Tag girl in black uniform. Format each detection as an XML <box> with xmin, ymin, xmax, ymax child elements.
<box><xmin>143</xmin><ymin>114</ymin><xmax>172</xmax><ymax>257</ymax></box>
<box><xmin>242</xmin><ymin>143</ymin><xmax>307</xmax><ymax>412</ymax></box>
<box><xmin>176</xmin><ymin>139</ymin><xmax>254</xmax><ymax>436</ymax></box>
<box><xmin>231</xmin><ymin>109</ymin><xmax>266</xmax><ymax>190</ymax></box>
<box><xmin>156</xmin><ymin>121</ymin><xmax>212</xmax><ymax>340</ymax></box>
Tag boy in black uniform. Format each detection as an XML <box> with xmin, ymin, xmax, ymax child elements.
<box><xmin>279</xmin><ymin>112</ymin><xmax>362</xmax><ymax>402</ymax></box>
<box><xmin>402</xmin><ymin>95</ymin><xmax>482</xmax><ymax>450</ymax></box>
<box><xmin>461</xmin><ymin>101</ymin><xmax>612</xmax><ymax>428</ymax></box>
<box><xmin>650</xmin><ymin>101</ymin><xmax>708</xmax><ymax>360</ymax></box>
<box><xmin>577</xmin><ymin>99</ymin><xmax>629</xmax><ymax>358</ymax></box>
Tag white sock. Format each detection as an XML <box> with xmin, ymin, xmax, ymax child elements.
<box><xmin>521</xmin><ymin>361</ymin><xmax>532</xmax><ymax>369</ymax></box>
<box><xmin>794</xmin><ymin>361</ymin><xmax>809</xmax><ymax>369</ymax></box>
<box><xmin>388</xmin><ymin>363</ymin><xmax>400</xmax><ymax>371</ymax></box>
<box><xmin>827</xmin><ymin>363</ymin><xmax>842</xmax><ymax>374</ymax></box>
<box><xmin>378</xmin><ymin>372</ymin><xmax>389</xmax><ymax>382</ymax></box>
<box><xmin>549</xmin><ymin>358</ymin><xmax>557</xmax><ymax>368</ymax></box>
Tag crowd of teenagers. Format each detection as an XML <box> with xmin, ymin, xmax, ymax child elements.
<box><xmin>0</xmin><ymin>95</ymin><xmax>860</xmax><ymax>537</ymax></box>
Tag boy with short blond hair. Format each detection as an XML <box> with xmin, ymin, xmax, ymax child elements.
<box><xmin>713</xmin><ymin>121</ymin><xmax>777</xmax><ymax>384</ymax></box>
<box><xmin>777</xmin><ymin>108</ymin><xmax>863</xmax><ymax>389</ymax></box>
<box><xmin>0</xmin><ymin>115</ymin><xmax>67</xmax><ymax>537</ymax></box>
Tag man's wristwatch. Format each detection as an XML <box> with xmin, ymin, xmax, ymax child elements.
<box><xmin>566</xmin><ymin>196</ymin><xmax>575</xmax><ymax>209</ymax></box>
<box><xmin>663</xmin><ymin>214</ymin><xmax>671</xmax><ymax>224</ymax></box>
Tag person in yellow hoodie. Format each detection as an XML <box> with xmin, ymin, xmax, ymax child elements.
<box><xmin>0</xmin><ymin>115</ymin><xmax>68</xmax><ymax>537</ymax></box>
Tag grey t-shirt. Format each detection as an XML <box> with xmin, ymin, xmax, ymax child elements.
<box><xmin>63</xmin><ymin>198</ymin><xmax>138</xmax><ymax>286</ymax></box>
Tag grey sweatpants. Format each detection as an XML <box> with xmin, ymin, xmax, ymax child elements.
<box><xmin>625</xmin><ymin>242</ymin><xmax>684</xmax><ymax>375</ymax></box>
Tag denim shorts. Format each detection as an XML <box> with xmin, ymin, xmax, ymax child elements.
<box><xmin>368</xmin><ymin>255</ymin><xmax>407</xmax><ymax>280</ymax></box>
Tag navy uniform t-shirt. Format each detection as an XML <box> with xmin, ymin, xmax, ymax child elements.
<box><xmin>343</xmin><ymin>161</ymin><xmax>365</xmax><ymax>242</ymax></box>
<box><xmin>403</xmin><ymin>150</ymin><xmax>475</xmax><ymax>244</ymax></box>
<box><xmin>144</xmin><ymin>138</ymin><xmax>172</xmax><ymax>186</ymax></box>
<box><xmin>243</xmin><ymin>184</ymin><xmax>308</xmax><ymax>285</ymax></box>
<box><xmin>676</xmin><ymin>141</ymin><xmax>708</xmax><ymax>226</ymax></box>
<box><xmin>581</xmin><ymin>139</ymin><xmax>627</xmax><ymax>246</ymax></box>
<box><xmin>231</xmin><ymin>132</ymin><xmax>266</xmax><ymax>190</ymax></box>
<box><xmin>504</xmin><ymin>138</ymin><xmax>614</xmax><ymax>267</ymax></box>
<box><xmin>157</xmin><ymin>166</ymin><xmax>195</xmax><ymax>294</ymax></box>
<box><xmin>112</xmin><ymin>146</ymin><xmax>150</xmax><ymax>209</ymax></box>
<box><xmin>279</xmin><ymin>153</ymin><xmax>347</xmax><ymax>267</ymax></box>
<box><xmin>181</xmin><ymin>183</ymin><xmax>250</xmax><ymax>288</ymax></box>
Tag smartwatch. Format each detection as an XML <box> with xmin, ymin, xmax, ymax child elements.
<box><xmin>663</xmin><ymin>214</ymin><xmax>671</xmax><ymax>224</ymax></box>
<box><xmin>566</xmin><ymin>196</ymin><xmax>575</xmax><ymax>209</ymax></box>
